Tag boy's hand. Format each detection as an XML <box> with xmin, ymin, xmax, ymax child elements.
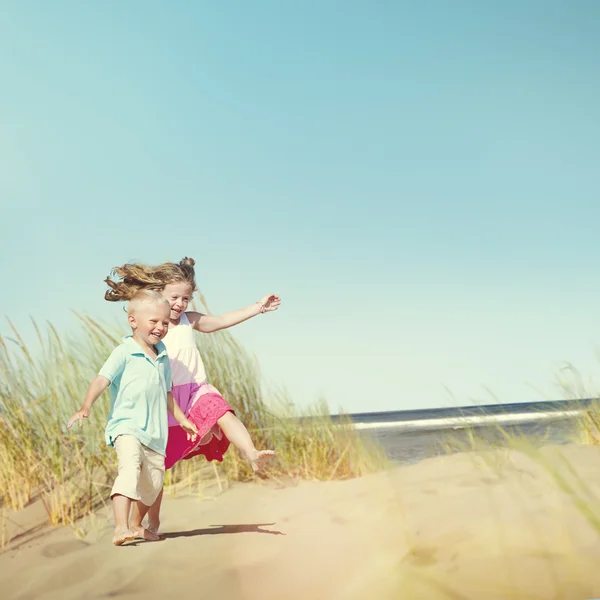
<box><xmin>180</xmin><ymin>419</ymin><xmax>199</xmax><ymax>441</ymax></box>
<box><xmin>67</xmin><ymin>408</ymin><xmax>90</xmax><ymax>429</ymax></box>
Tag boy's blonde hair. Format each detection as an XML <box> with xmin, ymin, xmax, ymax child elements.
<box><xmin>127</xmin><ymin>290</ymin><xmax>170</xmax><ymax>316</ymax></box>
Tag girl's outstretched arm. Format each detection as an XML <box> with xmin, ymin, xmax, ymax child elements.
<box><xmin>188</xmin><ymin>294</ymin><xmax>281</xmax><ymax>334</ymax></box>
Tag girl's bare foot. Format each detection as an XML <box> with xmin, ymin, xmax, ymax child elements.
<box><xmin>131</xmin><ymin>526</ymin><xmax>160</xmax><ymax>541</ymax></box>
<box><xmin>112</xmin><ymin>527</ymin><xmax>135</xmax><ymax>546</ymax></box>
<box><xmin>248</xmin><ymin>449</ymin><xmax>275</xmax><ymax>472</ymax></box>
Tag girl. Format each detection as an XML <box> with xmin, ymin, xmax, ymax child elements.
<box><xmin>104</xmin><ymin>257</ymin><xmax>279</xmax><ymax>536</ymax></box>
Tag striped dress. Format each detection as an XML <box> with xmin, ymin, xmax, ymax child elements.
<box><xmin>162</xmin><ymin>312</ymin><xmax>233</xmax><ymax>469</ymax></box>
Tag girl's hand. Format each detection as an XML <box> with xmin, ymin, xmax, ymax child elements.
<box><xmin>67</xmin><ymin>408</ymin><xmax>90</xmax><ymax>429</ymax></box>
<box><xmin>181</xmin><ymin>419</ymin><xmax>199</xmax><ymax>442</ymax></box>
<box><xmin>258</xmin><ymin>294</ymin><xmax>281</xmax><ymax>313</ymax></box>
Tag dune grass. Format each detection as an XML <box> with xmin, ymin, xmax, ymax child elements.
<box><xmin>0</xmin><ymin>315</ymin><xmax>386</xmax><ymax>539</ymax></box>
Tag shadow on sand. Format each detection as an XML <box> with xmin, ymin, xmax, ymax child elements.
<box><xmin>161</xmin><ymin>523</ymin><xmax>286</xmax><ymax>539</ymax></box>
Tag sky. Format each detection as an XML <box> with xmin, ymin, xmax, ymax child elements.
<box><xmin>2</xmin><ymin>1</ymin><xmax>600</xmax><ymax>414</ymax></box>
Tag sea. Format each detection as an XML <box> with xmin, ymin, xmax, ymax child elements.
<box><xmin>334</xmin><ymin>398</ymin><xmax>597</xmax><ymax>465</ymax></box>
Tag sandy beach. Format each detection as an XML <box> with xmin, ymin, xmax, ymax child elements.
<box><xmin>2</xmin><ymin>444</ymin><xmax>600</xmax><ymax>600</ymax></box>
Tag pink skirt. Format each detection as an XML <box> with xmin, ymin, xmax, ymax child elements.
<box><xmin>165</xmin><ymin>382</ymin><xmax>233</xmax><ymax>470</ymax></box>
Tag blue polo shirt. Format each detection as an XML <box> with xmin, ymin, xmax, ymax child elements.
<box><xmin>99</xmin><ymin>336</ymin><xmax>172</xmax><ymax>456</ymax></box>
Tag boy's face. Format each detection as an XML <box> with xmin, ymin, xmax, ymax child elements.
<box><xmin>128</xmin><ymin>302</ymin><xmax>171</xmax><ymax>346</ymax></box>
<box><xmin>162</xmin><ymin>282</ymin><xmax>194</xmax><ymax>321</ymax></box>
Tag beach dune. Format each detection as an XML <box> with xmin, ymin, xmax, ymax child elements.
<box><xmin>2</xmin><ymin>444</ymin><xmax>600</xmax><ymax>600</ymax></box>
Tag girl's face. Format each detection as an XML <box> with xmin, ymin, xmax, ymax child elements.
<box><xmin>162</xmin><ymin>282</ymin><xmax>194</xmax><ymax>322</ymax></box>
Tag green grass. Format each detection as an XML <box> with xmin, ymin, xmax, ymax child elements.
<box><xmin>0</xmin><ymin>315</ymin><xmax>386</xmax><ymax>537</ymax></box>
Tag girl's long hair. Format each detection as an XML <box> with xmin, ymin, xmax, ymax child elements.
<box><xmin>104</xmin><ymin>257</ymin><xmax>197</xmax><ymax>302</ymax></box>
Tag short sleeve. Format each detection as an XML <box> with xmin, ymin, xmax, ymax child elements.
<box><xmin>98</xmin><ymin>346</ymin><xmax>127</xmax><ymax>383</ymax></box>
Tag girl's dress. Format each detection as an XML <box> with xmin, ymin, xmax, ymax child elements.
<box><xmin>162</xmin><ymin>312</ymin><xmax>233</xmax><ymax>469</ymax></box>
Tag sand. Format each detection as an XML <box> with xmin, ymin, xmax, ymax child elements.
<box><xmin>2</xmin><ymin>444</ymin><xmax>600</xmax><ymax>600</ymax></box>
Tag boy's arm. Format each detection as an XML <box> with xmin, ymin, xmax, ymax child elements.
<box><xmin>167</xmin><ymin>392</ymin><xmax>199</xmax><ymax>441</ymax></box>
<box><xmin>188</xmin><ymin>294</ymin><xmax>281</xmax><ymax>334</ymax></box>
<box><xmin>67</xmin><ymin>375</ymin><xmax>110</xmax><ymax>428</ymax></box>
<box><xmin>67</xmin><ymin>345</ymin><xmax>126</xmax><ymax>429</ymax></box>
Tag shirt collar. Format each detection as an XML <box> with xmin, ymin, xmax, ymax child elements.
<box><xmin>123</xmin><ymin>335</ymin><xmax>168</xmax><ymax>358</ymax></box>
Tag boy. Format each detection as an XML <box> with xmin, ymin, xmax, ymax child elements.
<box><xmin>68</xmin><ymin>290</ymin><xmax>198</xmax><ymax>545</ymax></box>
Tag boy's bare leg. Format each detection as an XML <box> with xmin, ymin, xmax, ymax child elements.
<box><xmin>112</xmin><ymin>494</ymin><xmax>135</xmax><ymax>546</ymax></box>
<box><xmin>146</xmin><ymin>488</ymin><xmax>163</xmax><ymax>534</ymax></box>
<box><xmin>130</xmin><ymin>499</ymin><xmax>160</xmax><ymax>541</ymax></box>
<box><xmin>217</xmin><ymin>411</ymin><xmax>274</xmax><ymax>471</ymax></box>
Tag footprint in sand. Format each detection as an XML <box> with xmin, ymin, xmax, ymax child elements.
<box><xmin>41</xmin><ymin>540</ymin><xmax>90</xmax><ymax>558</ymax></box>
<box><xmin>402</xmin><ymin>543</ymin><xmax>439</xmax><ymax>567</ymax></box>
<box><xmin>459</xmin><ymin>476</ymin><xmax>501</xmax><ymax>487</ymax></box>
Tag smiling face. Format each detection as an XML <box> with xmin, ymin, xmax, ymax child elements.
<box><xmin>161</xmin><ymin>281</ymin><xmax>194</xmax><ymax>323</ymax></box>
<box><xmin>128</xmin><ymin>299</ymin><xmax>171</xmax><ymax>348</ymax></box>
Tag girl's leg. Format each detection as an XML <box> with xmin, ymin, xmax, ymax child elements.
<box><xmin>217</xmin><ymin>411</ymin><xmax>274</xmax><ymax>471</ymax></box>
<box><xmin>112</xmin><ymin>494</ymin><xmax>134</xmax><ymax>546</ymax></box>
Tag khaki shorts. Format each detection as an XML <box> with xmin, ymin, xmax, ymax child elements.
<box><xmin>110</xmin><ymin>435</ymin><xmax>165</xmax><ymax>506</ymax></box>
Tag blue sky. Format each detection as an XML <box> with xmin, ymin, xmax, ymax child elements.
<box><xmin>2</xmin><ymin>1</ymin><xmax>600</xmax><ymax>413</ymax></box>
